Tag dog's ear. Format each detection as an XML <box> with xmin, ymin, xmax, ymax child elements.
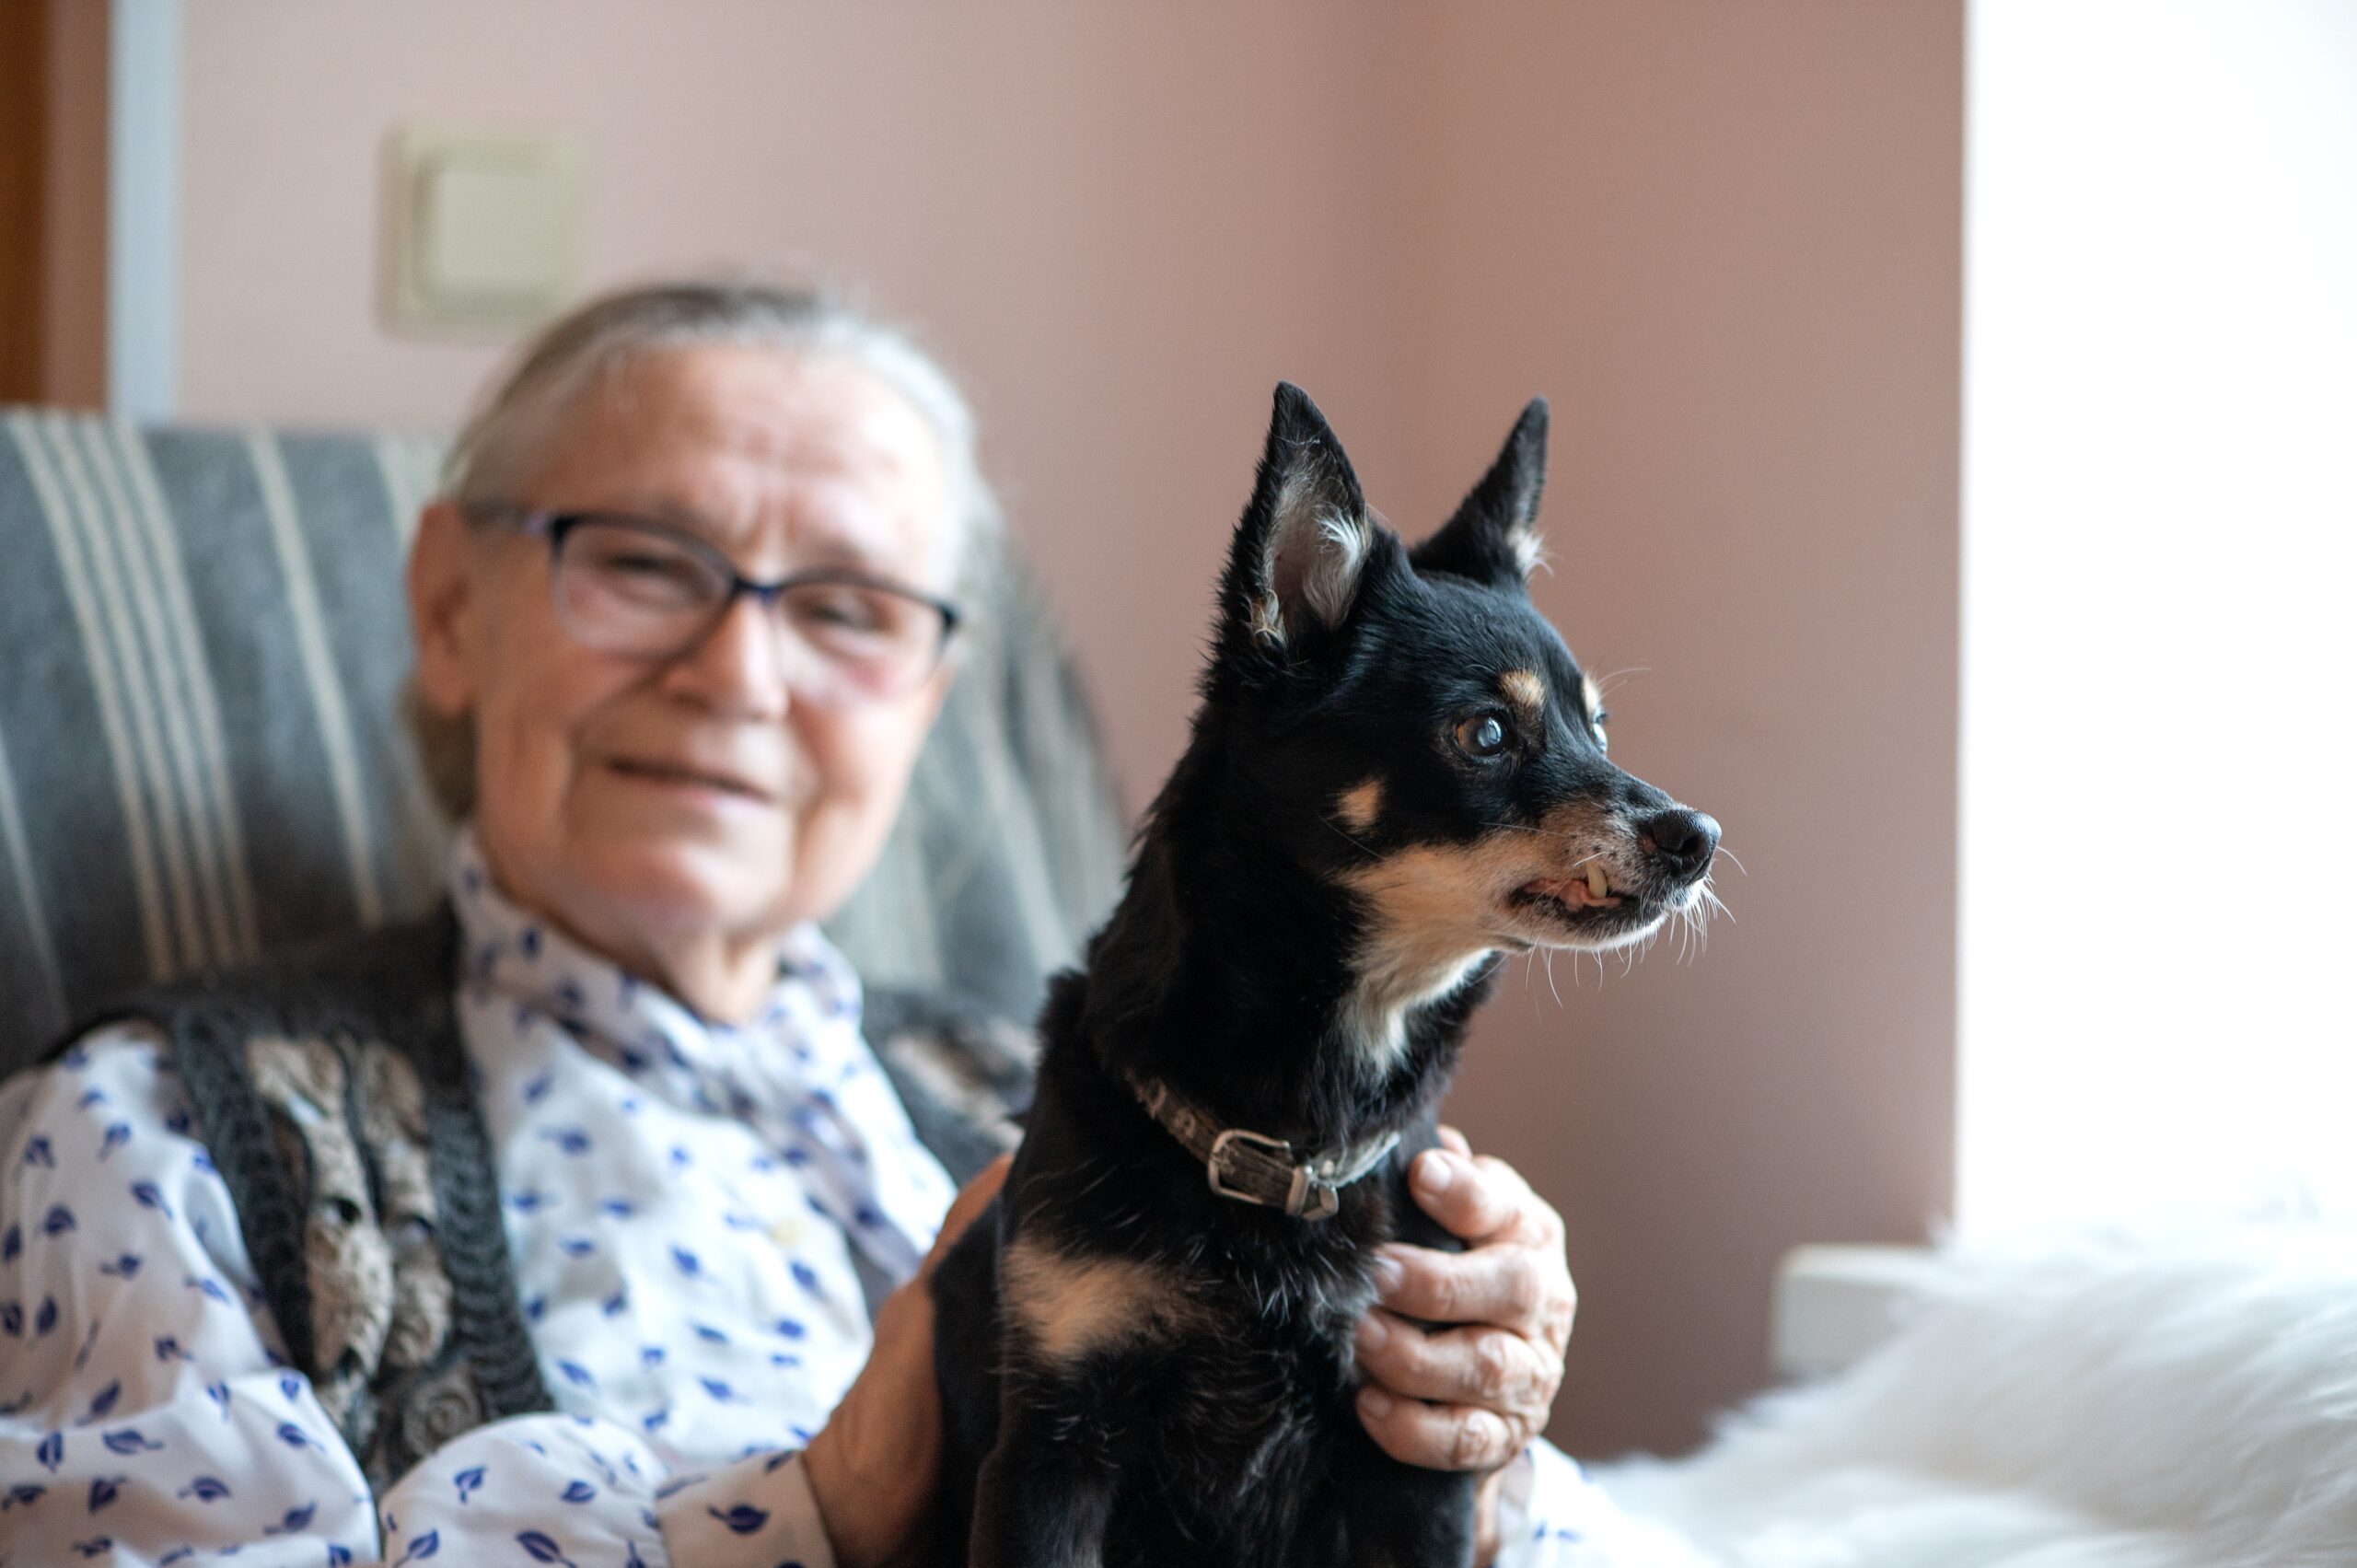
<box><xmin>1220</xmin><ymin>382</ymin><xmax>1380</xmax><ymax>654</ymax></box>
<box><xmin>1411</xmin><ymin>398</ymin><xmax>1549</xmax><ymax>589</ymax></box>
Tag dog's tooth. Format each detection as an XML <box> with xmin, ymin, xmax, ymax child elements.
<box><xmin>1585</xmin><ymin>864</ymin><xmax>1609</xmax><ymax>900</ymax></box>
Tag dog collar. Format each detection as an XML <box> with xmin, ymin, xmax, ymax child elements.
<box><xmin>1127</xmin><ymin>1073</ymin><xmax>1401</xmax><ymax>1222</ymax></box>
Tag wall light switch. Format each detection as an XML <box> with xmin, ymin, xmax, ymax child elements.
<box><xmin>386</xmin><ymin>129</ymin><xmax>585</xmax><ymax>333</ymax></box>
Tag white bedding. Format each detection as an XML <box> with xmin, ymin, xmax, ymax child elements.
<box><xmin>1596</xmin><ymin>1225</ymin><xmax>2357</xmax><ymax>1567</ymax></box>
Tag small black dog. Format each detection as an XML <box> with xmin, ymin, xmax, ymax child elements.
<box><xmin>931</xmin><ymin>384</ymin><xmax>1719</xmax><ymax>1567</ymax></box>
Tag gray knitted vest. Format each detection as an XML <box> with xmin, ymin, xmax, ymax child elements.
<box><xmin>74</xmin><ymin>906</ymin><xmax>1034</xmax><ymax>1489</ymax></box>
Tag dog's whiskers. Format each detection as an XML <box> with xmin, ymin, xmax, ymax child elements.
<box><xmin>1480</xmin><ymin>822</ymin><xmax>1609</xmax><ymax>870</ymax></box>
<box><xmin>1481</xmin><ymin>819</ymin><xmax>1583</xmax><ymax>842</ymax></box>
<box><xmin>1664</xmin><ymin>877</ymin><xmax>1729</xmax><ymax>964</ymax></box>
<box><xmin>1698</xmin><ymin>881</ymin><xmax>1732</xmax><ymax>923</ymax></box>
<box><xmin>1595</xmin><ymin>666</ymin><xmax>1650</xmax><ymax>696</ymax></box>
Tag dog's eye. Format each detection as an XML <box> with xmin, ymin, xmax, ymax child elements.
<box><xmin>1590</xmin><ymin>709</ymin><xmax>1610</xmax><ymax>750</ymax></box>
<box><xmin>1453</xmin><ymin>712</ymin><xmax>1513</xmax><ymax>760</ymax></box>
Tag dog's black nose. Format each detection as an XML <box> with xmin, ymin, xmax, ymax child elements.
<box><xmin>1639</xmin><ymin>808</ymin><xmax>1720</xmax><ymax>880</ymax></box>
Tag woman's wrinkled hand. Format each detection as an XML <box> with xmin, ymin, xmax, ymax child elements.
<box><xmin>1353</xmin><ymin>1126</ymin><xmax>1575</xmax><ymax>1565</ymax></box>
<box><xmin>804</xmin><ymin>1153</ymin><xmax>1010</xmax><ymax>1568</ymax></box>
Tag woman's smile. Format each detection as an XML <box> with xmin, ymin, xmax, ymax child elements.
<box><xmin>599</xmin><ymin>750</ymin><xmax>781</xmax><ymax>807</ymax></box>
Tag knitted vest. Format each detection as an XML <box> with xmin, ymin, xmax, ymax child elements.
<box><xmin>69</xmin><ymin>906</ymin><xmax>1035</xmax><ymax>1490</ymax></box>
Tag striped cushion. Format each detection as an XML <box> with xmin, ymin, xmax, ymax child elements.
<box><xmin>0</xmin><ymin>411</ymin><xmax>1124</xmax><ymax>1075</ymax></box>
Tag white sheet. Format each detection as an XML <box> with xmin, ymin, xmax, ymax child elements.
<box><xmin>1596</xmin><ymin>1225</ymin><xmax>2357</xmax><ymax>1567</ymax></box>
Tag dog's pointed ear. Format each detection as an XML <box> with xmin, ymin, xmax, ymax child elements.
<box><xmin>1220</xmin><ymin>382</ymin><xmax>1379</xmax><ymax>652</ymax></box>
<box><xmin>1411</xmin><ymin>398</ymin><xmax>1549</xmax><ymax>589</ymax></box>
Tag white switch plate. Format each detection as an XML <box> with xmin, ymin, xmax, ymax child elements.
<box><xmin>385</xmin><ymin>128</ymin><xmax>585</xmax><ymax>333</ymax></box>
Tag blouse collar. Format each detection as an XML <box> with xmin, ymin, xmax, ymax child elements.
<box><xmin>447</xmin><ymin>830</ymin><xmax>866</xmax><ymax>1111</ymax></box>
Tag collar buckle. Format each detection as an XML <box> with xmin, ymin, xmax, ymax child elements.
<box><xmin>1208</xmin><ymin>1127</ymin><xmax>1340</xmax><ymax>1220</ymax></box>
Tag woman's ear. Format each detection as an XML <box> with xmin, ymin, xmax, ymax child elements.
<box><xmin>408</xmin><ymin>500</ymin><xmax>480</xmax><ymax>717</ymax></box>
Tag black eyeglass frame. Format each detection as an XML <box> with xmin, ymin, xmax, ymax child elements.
<box><xmin>469</xmin><ymin>503</ymin><xmax>965</xmax><ymax>669</ymax></box>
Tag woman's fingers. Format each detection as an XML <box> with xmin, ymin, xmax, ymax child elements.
<box><xmin>1387</xmin><ymin>1146</ymin><xmax>1576</xmax><ymax>1355</ymax></box>
<box><xmin>1375</xmin><ymin>1237</ymin><xmax>1565</xmax><ymax>1345</ymax></box>
<box><xmin>1353</xmin><ymin>1383</ymin><xmax>1527</xmax><ymax>1473</ymax></box>
<box><xmin>1409</xmin><ymin>1147</ymin><xmax>1555</xmax><ymax>1249</ymax></box>
<box><xmin>1353</xmin><ymin>1309</ymin><xmax>1560</xmax><ymax>1423</ymax></box>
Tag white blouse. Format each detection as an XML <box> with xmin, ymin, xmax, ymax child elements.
<box><xmin>0</xmin><ymin>835</ymin><xmax>1672</xmax><ymax>1567</ymax></box>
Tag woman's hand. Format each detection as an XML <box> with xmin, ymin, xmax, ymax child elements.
<box><xmin>804</xmin><ymin>1154</ymin><xmax>1010</xmax><ymax>1568</ymax></box>
<box><xmin>1353</xmin><ymin>1127</ymin><xmax>1576</xmax><ymax>1565</ymax></box>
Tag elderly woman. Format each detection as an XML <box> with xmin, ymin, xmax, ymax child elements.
<box><xmin>0</xmin><ymin>285</ymin><xmax>1664</xmax><ymax>1566</ymax></box>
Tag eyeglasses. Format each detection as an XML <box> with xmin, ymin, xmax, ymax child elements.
<box><xmin>471</xmin><ymin>505</ymin><xmax>963</xmax><ymax>704</ymax></box>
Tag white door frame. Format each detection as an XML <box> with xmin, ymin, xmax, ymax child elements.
<box><xmin>108</xmin><ymin>0</ymin><xmax>180</xmax><ymax>421</ymax></box>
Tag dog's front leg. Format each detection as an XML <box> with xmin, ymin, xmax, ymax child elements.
<box><xmin>967</xmin><ymin>1375</ymin><xmax>1118</xmax><ymax>1568</ymax></box>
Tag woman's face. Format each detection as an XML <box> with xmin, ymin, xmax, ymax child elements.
<box><xmin>409</xmin><ymin>344</ymin><xmax>957</xmax><ymax>1008</ymax></box>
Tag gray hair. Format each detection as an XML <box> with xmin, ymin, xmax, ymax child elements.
<box><xmin>444</xmin><ymin>279</ymin><xmax>999</xmax><ymax>591</ymax></box>
<box><xmin>411</xmin><ymin>280</ymin><xmax>1000</xmax><ymax>819</ymax></box>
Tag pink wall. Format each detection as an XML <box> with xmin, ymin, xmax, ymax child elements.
<box><xmin>1397</xmin><ymin>4</ymin><xmax>1964</xmax><ymax>1455</ymax></box>
<box><xmin>169</xmin><ymin>0</ymin><xmax>1963</xmax><ymax>1455</ymax></box>
<box><xmin>176</xmin><ymin>0</ymin><xmax>1412</xmax><ymax>813</ymax></box>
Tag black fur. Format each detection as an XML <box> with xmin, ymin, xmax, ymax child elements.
<box><xmin>931</xmin><ymin>384</ymin><xmax>1717</xmax><ymax>1567</ymax></box>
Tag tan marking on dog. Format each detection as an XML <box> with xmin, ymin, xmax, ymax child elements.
<box><xmin>1336</xmin><ymin>779</ymin><xmax>1384</xmax><ymax>832</ymax></box>
<box><xmin>1499</xmin><ymin>668</ymin><xmax>1545</xmax><ymax>725</ymax></box>
<box><xmin>1579</xmin><ymin>672</ymin><xmax>1602</xmax><ymax>721</ymax></box>
<box><xmin>1001</xmin><ymin>1237</ymin><xmax>1205</xmax><ymax>1363</ymax></box>
<box><xmin>1336</xmin><ymin>835</ymin><xmax>1536</xmax><ymax>1075</ymax></box>
<box><xmin>1338</xmin><ymin>802</ymin><xmax>1678</xmax><ymax>1057</ymax></box>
